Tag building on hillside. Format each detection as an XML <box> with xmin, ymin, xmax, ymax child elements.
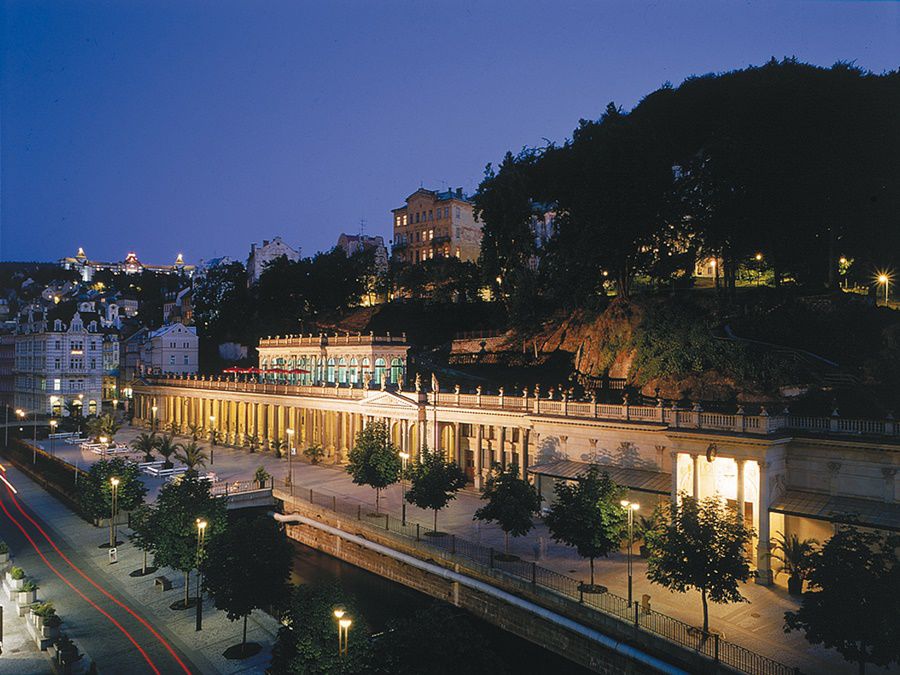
<box><xmin>119</xmin><ymin>323</ymin><xmax>198</xmax><ymax>381</ymax></box>
<box><xmin>195</xmin><ymin>256</ymin><xmax>234</xmax><ymax>277</ymax></box>
<box><xmin>14</xmin><ymin>305</ymin><xmax>104</xmax><ymax>416</ymax></box>
<box><xmin>163</xmin><ymin>287</ymin><xmax>193</xmax><ymax>325</ymax></box>
<box><xmin>102</xmin><ymin>333</ymin><xmax>120</xmax><ymax>402</ymax></box>
<box><xmin>256</xmin><ymin>333</ymin><xmax>409</xmax><ymax>387</ymax></box>
<box><xmin>0</xmin><ymin>333</ymin><xmax>15</xmax><ymax>410</ymax></box>
<box><xmin>247</xmin><ymin>237</ymin><xmax>300</xmax><ymax>284</ymax></box>
<box><xmin>336</xmin><ymin>233</ymin><xmax>389</xmax><ymax>273</ymax></box>
<box><xmin>391</xmin><ymin>188</ymin><xmax>482</xmax><ymax>264</ymax></box>
<box><xmin>694</xmin><ymin>256</ymin><xmax>723</xmax><ymax>279</ymax></box>
<box><xmin>59</xmin><ymin>248</ymin><xmax>194</xmax><ymax>282</ymax></box>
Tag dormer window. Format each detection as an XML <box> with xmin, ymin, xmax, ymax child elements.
<box><xmin>88</xmin><ymin>321</ymin><xmax>97</xmax><ymax>332</ymax></box>
<box><xmin>54</xmin><ymin>319</ymin><xmax>63</xmax><ymax>331</ymax></box>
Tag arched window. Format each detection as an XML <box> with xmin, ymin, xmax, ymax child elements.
<box><xmin>361</xmin><ymin>358</ymin><xmax>371</xmax><ymax>385</ymax></box>
<box><xmin>326</xmin><ymin>358</ymin><xmax>336</xmax><ymax>383</ymax></box>
<box><xmin>338</xmin><ymin>358</ymin><xmax>347</xmax><ymax>384</ymax></box>
<box><xmin>349</xmin><ymin>358</ymin><xmax>359</xmax><ymax>384</ymax></box>
<box><xmin>390</xmin><ymin>358</ymin><xmax>403</xmax><ymax>385</ymax></box>
<box><xmin>88</xmin><ymin>400</ymin><xmax>97</xmax><ymax>416</ymax></box>
<box><xmin>374</xmin><ymin>358</ymin><xmax>386</xmax><ymax>386</ymax></box>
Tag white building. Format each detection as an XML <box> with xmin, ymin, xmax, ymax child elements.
<box><xmin>14</xmin><ymin>306</ymin><xmax>104</xmax><ymax>416</ymax></box>
<box><xmin>247</xmin><ymin>237</ymin><xmax>300</xmax><ymax>284</ymax></box>
<box><xmin>142</xmin><ymin>323</ymin><xmax>199</xmax><ymax>375</ymax></box>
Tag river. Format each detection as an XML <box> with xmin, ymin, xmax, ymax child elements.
<box><xmin>289</xmin><ymin>540</ymin><xmax>594</xmax><ymax>673</ymax></box>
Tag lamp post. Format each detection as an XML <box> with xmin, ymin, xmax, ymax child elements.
<box><xmin>877</xmin><ymin>273</ymin><xmax>890</xmax><ymax>305</ymax></box>
<box><xmin>48</xmin><ymin>419</ymin><xmax>58</xmax><ymax>457</ymax></box>
<box><xmin>110</xmin><ymin>477</ymin><xmax>120</xmax><ymax>549</ymax></box>
<box><xmin>333</xmin><ymin>609</ymin><xmax>351</xmax><ymax>657</ymax></box>
<box><xmin>754</xmin><ymin>252</ymin><xmax>763</xmax><ymax>286</ymax></box>
<box><xmin>286</xmin><ymin>428</ymin><xmax>294</xmax><ymax>491</ymax></box>
<box><xmin>208</xmin><ymin>415</ymin><xmax>216</xmax><ymax>465</ymax></box>
<box><xmin>151</xmin><ymin>405</ymin><xmax>158</xmax><ymax>432</ymax></box>
<box><xmin>621</xmin><ymin>499</ymin><xmax>640</xmax><ymax>605</ymax></box>
<box><xmin>195</xmin><ymin>519</ymin><xmax>207</xmax><ymax>631</ymax></box>
<box><xmin>399</xmin><ymin>451</ymin><xmax>409</xmax><ymax>525</ymax></box>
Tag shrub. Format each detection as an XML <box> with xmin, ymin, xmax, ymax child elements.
<box><xmin>21</xmin><ymin>580</ymin><xmax>38</xmax><ymax>592</ymax></box>
<box><xmin>254</xmin><ymin>466</ymin><xmax>271</xmax><ymax>485</ymax></box>
<box><xmin>0</xmin><ymin>540</ymin><xmax>9</xmax><ymax>554</ymax></box>
<box><xmin>303</xmin><ymin>444</ymin><xmax>325</xmax><ymax>465</ymax></box>
<box><xmin>10</xmin><ymin>566</ymin><xmax>25</xmax><ymax>580</ymax></box>
<box><xmin>32</xmin><ymin>601</ymin><xmax>56</xmax><ymax>618</ymax></box>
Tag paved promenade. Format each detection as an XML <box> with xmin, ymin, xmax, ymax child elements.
<box><xmin>39</xmin><ymin>427</ymin><xmax>893</xmax><ymax>675</ymax></box>
<box><xmin>0</xmin><ymin>464</ymin><xmax>278</xmax><ymax>675</ymax></box>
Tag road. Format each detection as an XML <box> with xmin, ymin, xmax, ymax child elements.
<box><xmin>0</xmin><ymin>464</ymin><xmax>198</xmax><ymax>675</ymax></box>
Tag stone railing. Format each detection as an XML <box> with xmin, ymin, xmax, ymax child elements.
<box><xmin>259</xmin><ymin>332</ymin><xmax>408</xmax><ymax>348</ymax></box>
<box><xmin>142</xmin><ymin>377</ymin><xmax>899</xmax><ymax>439</ymax></box>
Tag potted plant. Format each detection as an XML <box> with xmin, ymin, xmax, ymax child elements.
<box><xmin>254</xmin><ymin>466</ymin><xmax>271</xmax><ymax>489</ymax></box>
<box><xmin>634</xmin><ymin>506</ymin><xmax>665</xmax><ymax>558</ymax></box>
<box><xmin>303</xmin><ymin>444</ymin><xmax>325</xmax><ymax>465</ymax></box>
<box><xmin>0</xmin><ymin>540</ymin><xmax>9</xmax><ymax>564</ymax></box>
<box><xmin>17</xmin><ymin>579</ymin><xmax>38</xmax><ymax>605</ymax></box>
<box><xmin>768</xmin><ymin>531</ymin><xmax>818</xmax><ymax>596</ymax></box>
<box><xmin>8</xmin><ymin>566</ymin><xmax>26</xmax><ymax>590</ymax></box>
<box><xmin>31</xmin><ymin>602</ymin><xmax>60</xmax><ymax>638</ymax></box>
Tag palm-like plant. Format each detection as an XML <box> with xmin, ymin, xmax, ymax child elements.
<box><xmin>131</xmin><ymin>432</ymin><xmax>159</xmax><ymax>462</ymax></box>
<box><xmin>768</xmin><ymin>531</ymin><xmax>818</xmax><ymax>596</ymax></box>
<box><xmin>245</xmin><ymin>433</ymin><xmax>259</xmax><ymax>453</ymax></box>
<box><xmin>269</xmin><ymin>438</ymin><xmax>285</xmax><ymax>458</ymax></box>
<box><xmin>156</xmin><ymin>434</ymin><xmax>179</xmax><ymax>469</ymax></box>
<box><xmin>175</xmin><ymin>441</ymin><xmax>208</xmax><ymax>473</ymax></box>
<box><xmin>187</xmin><ymin>423</ymin><xmax>202</xmax><ymax>441</ymax></box>
<box><xmin>167</xmin><ymin>421</ymin><xmax>182</xmax><ymax>437</ymax></box>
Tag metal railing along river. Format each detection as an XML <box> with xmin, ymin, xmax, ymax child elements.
<box><xmin>281</xmin><ymin>481</ymin><xmax>799</xmax><ymax>675</ymax></box>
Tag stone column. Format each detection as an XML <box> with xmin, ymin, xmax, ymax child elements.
<box><xmin>519</xmin><ymin>428</ymin><xmax>529</xmax><ymax>479</ymax></box>
<box><xmin>670</xmin><ymin>451</ymin><xmax>679</xmax><ymax>509</ymax></box>
<box><xmin>756</xmin><ymin>461</ymin><xmax>772</xmax><ymax>585</ymax></box>
<box><xmin>454</xmin><ymin>423</ymin><xmax>462</xmax><ymax>468</ymax></box>
<box><xmin>474</xmin><ymin>424</ymin><xmax>484</xmax><ymax>489</ymax></box>
<box><xmin>692</xmin><ymin>453</ymin><xmax>700</xmax><ymax>499</ymax></box>
<box><xmin>736</xmin><ymin>459</ymin><xmax>746</xmax><ymax>522</ymax></box>
<box><xmin>499</xmin><ymin>427</ymin><xmax>507</xmax><ymax>469</ymax></box>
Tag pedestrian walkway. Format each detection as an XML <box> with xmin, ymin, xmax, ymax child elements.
<box><xmin>0</xmin><ymin>580</ymin><xmax>51</xmax><ymax>674</ymax></box>
<box><xmin>0</xmin><ymin>465</ymin><xmax>279</xmax><ymax>675</ymax></box>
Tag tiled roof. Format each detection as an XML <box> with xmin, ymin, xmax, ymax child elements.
<box><xmin>527</xmin><ymin>460</ymin><xmax>670</xmax><ymax>494</ymax></box>
<box><xmin>771</xmin><ymin>490</ymin><xmax>900</xmax><ymax>532</ymax></box>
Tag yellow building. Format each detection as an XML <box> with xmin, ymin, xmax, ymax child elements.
<box><xmin>391</xmin><ymin>188</ymin><xmax>482</xmax><ymax>264</ymax></box>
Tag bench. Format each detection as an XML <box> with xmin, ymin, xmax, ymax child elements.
<box><xmin>154</xmin><ymin>576</ymin><xmax>172</xmax><ymax>592</ymax></box>
<box><xmin>144</xmin><ymin>465</ymin><xmax>188</xmax><ymax>478</ymax></box>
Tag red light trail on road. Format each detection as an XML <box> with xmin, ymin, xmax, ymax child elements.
<box><xmin>0</xmin><ymin>470</ymin><xmax>192</xmax><ymax>674</ymax></box>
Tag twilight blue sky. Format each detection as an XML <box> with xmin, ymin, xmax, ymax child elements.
<box><xmin>2</xmin><ymin>1</ymin><xmax>898</xmax><ymax>265</ymax></box>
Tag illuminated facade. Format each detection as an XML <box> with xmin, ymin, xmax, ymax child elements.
<box><xmin>391</xmin><ymin>188</ymin><xmax>482</xmax><ymax>264</ymax></box>
<box><xmin>59</xmin><ymin>248</ymin><xmax>194</xmax><ymax>282</ymax></box>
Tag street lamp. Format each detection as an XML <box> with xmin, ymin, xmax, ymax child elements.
<box><xmin>621</xmin><ymin>499</ymin><xmax>640</xmax><ymax>605</ymax></box>
<box><xmin>399</xmin><ymin>451</ymin><xmax>410</xmax><ymax>525</ymax></box>
<box><xmin>754</xmin><ymin>252</ymin><xmax>763</xmax><ymax>286</ymax></box>
<box><xmin>876</xmin><ymin>272</ymin><xmax>891</xmax><ymax>305</ymax></box>
<box><xmin>109</xmin><ymin>477</ymin><xmax>120</xmax><ymax>549</ymax></box>
<box><xmin>286</xmin><ymin>428</ymin><xmax>295</xmax><ymax>491</ymax></box>
<box><xmin>151</xmin><ymin>405</ymin><xmax>158</xmax><ymax>431</ymax></box>
<box><xmin>333</xmin><ymin>609</ymin><xmax>351</xmax><ymax>657</ymax></box>
<box><xmin>48</xmin><ymin>419</ymin><xmax>58</xmax><ymax>458</ymax></box>
<box><xmin>195</xmin><ymin>519</ymin><xmax>208</xmax><ymax>631</ymax></box>
<box><xmin>112</xmin><ymin>398</ymin><xmax>118</xmax><ymax>412</ymax></box>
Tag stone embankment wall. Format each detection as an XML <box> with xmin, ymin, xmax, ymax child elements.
<box><xmin>280</xmin><ymin>497</ymin><xmax>722</xmax><ymax>674</ymax></box>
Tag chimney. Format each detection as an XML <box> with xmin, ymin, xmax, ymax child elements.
<box><xmin>456</xmin><ymin>187</ymin><xmax>463</xmax><ymax>198</ymax></box>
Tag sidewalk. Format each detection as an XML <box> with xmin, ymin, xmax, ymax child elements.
<box><xmin>1</xmin><ymin>465</ymin><xmax>279</xmax><ymax>675</ymax></box>
<box><xmin>0</xmin><ymin>580</ymin><xmax>51</xmax><ymax>674</ymax></box>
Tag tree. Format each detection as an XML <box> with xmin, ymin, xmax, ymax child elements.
<box><xmin>175</xmin><ymin>440</ymin><xmax>208</xmax><ymax>474</ymax></box>
<box><xmin>85</xmin><ymin>413</ymin><xmax>120</xmax><ymax>441</ymax></box>
<box><xmin>142</xmin><ymin>476</ymin><xmax>226</xmax><ymax>608</ymax></box>
<box><xmin>645</xmin><ymin>494</ymin><xmax>754</xmax><ymax>633</ymax></box>
<box><xmin>544</xmin><ymin>465</ymin><xmax>626</xmax><ymax>588</ymax></box>
<box><xmin>131</xmin><ymin>432</ymin><xmax>159</xmax><ymax>463</ymax></box>
<box><xmin>270</xmin><ymin>582</ymin><xmax>369</xmax><ymax>674</ymax></box>
<box><xmin>202</xmin><ymin>516</ymin><xmax>292</xmax><ymax>658</ymax></box>
<box><xmin>405</xmin><ymin>443</ymin><xmax>467</xmax><ymax>534</ymax></box>
<box><xmin>155</xmin><ymin>434</ymin><xmax>178</xmax><ymax>468</ymax></box>
<box><xmin>77</xmin><ymin>458</ymin><xmax>147</xmax><ymax>523</ymax></box>
<box><xmin>785</xmin><ymin>526</ymin><xmax>899</xmax><ymax>674</ymax></box>
<box><xmin>345</xmin><ymin>421</ymin><xmax>401</xmax><ymax>513</ymax></box>
<box><xmin>473</xmin><ymin>465</ymin><xmax>541</xmax><ymax>557</ymax></box>
<box><xmin>128</xmin><ymin>504</ymin><xmax>156</xmax><ymax>576</ymax></box>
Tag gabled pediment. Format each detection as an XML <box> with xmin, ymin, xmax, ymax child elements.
<box><xmin>360</xmin><ymin>390</ymin><xmax>422</xmax><ymax>410</ymax></box>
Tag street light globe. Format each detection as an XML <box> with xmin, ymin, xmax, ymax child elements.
<box><xmin>196</xmin><ymin>519</ymin><xmax>208</xmax><ymax>531</ymax></box>
<box><xmin>339</xmin><ymin>619</ymin><xmax>352</xmax><ymax>629</ymax></box>
<box><xmin>333</xmin><ymin>609</ymin><xmax>345</xmax><ymax>619</ymax></box>
<box><xmin>878</xmin><ymin>274</ymin><xmax>889</xmax><ymax>284</ymax></box>
<box><xmin>110</xmin><ymin>477</ymin><xmax>120</xmax><ymax>486</ymax></box>
<box><xmin>755</xmin><ymin>253</ymin><xmax>763</xmax><ymax>261</ymax></box>
<box><xmin>620</xmin><ymin>499</ymin><xmax>630</xmax><ymax>508</ymax></box>
<box><xmin>99</xmin><ymin>436</ymin><xmax>108</xmax><ymax>444</ymax></box>
<box><xmin>49</xmin><ymin>420</ymin><xmax>57</xmax><ymax>428</ymax></box>
<box><xmin>630</xmin><ymin>503</ymin><xmax>640</xmax><ymax>511</ymax></box>
<box><xmin>399</xmin><ymin>451</ymin><xmax>409</xmax><ymax>460</ymax></box>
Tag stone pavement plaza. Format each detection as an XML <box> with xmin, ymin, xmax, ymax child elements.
<box><xmin>40</xmin><ymin>426</ymin><xmax>897</xmax><ymax>675</ymax></box>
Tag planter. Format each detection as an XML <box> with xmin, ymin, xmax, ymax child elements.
<box><xmin>8</xmin><ymin>575</ymin><xmax>24</xmax><ymax>591</ymax></box>
<box><xmin>16</xmin><ymin>589</ymin><xmax>36</xmax><ymax>605</ymax></box>
<box><xmin>0</xmin><ymin>552</ymin><xmax>9</xmax><ymax>564</ymax></box>
<box><xmin>787</xmin><ymin>574</ymin><xmax>804</xmax><ymax>596</ymax></box>
<box><xmin>42</xmin><ymin>623</ymin><xmax>60</xmax><ymax>640</ymax></box>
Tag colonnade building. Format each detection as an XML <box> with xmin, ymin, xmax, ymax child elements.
<box><xmin>133</xmin><ymin>367</ymin><xmax>899</xmax><ymax>586</ymax></box>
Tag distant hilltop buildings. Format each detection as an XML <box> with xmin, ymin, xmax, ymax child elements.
<box><xmin>247</xmin><ymin>237</ymin><xmax>300</xmax><ymax>284</ymax></box>
<box><xmin>391</xmin><ymin>187</ymin><xmax>482</xmax><ymax>264</ymax></box>
<box><xmin>59</xmin><ymin>248</ymin><xmax>194</xmax><ymax>282</ymax></box>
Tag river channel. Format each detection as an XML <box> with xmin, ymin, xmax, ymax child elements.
<box><xmin>289</xmin><ymin>540</ymin><xmax>594</xmax><ymax>673</ymax></box>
